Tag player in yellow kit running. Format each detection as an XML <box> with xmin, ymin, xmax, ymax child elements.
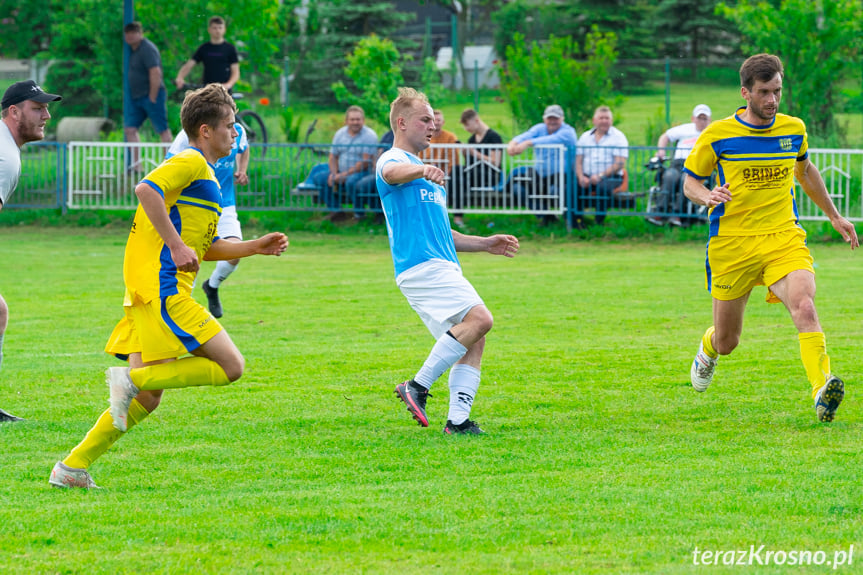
<box><xmin>683</xmin><ymin>53</ymin><xmax>858</xmax><ymax>422</ymax></box>
<box><xmin>49</xmin><ymin>84</ymin><xmax>288</xmax><ymax>488</ymax></box>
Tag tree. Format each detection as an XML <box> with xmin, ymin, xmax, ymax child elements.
<box><xmin>499</xmin><ymin>30</ymin><xmax>620</xmax><ymax>133</ymax></box>
<box><xmin>284</xmin><ymin>0</ymin><xmax>412</xmax><ymax>104</ymax></box>
<box><xmin>331</xmin><ymin>35</ymin><xmax>405</xmax><ymax>127</ymax></box>
<box><xmin>718</xmin><ymin>0</ymin><xmax>862</xmax><ymax>144</ymax></box>
<box><xmin>653</xmin><ymin>0</ymin><xmax>741</xmax><ymax>60</ymax></box>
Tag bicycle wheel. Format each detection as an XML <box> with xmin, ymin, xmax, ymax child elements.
<box><xmin>237</xmin><ymin>110</ymin><xmax>268</xmax><ymax>155</ymax></box>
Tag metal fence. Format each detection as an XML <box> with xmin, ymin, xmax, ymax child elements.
<box><xmin>10</xmin><ymin>142</ymin><xmax>863</xmax><ymax>225</ymax></box>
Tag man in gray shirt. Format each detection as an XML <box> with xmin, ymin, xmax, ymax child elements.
<box><xmin>311</xmin><ymin>105</ymin><xmax>378</xmax><ymax>221</ymax></box>
<box><xmin>123</xmin><ymin>21</ymin><xmax>172</xmax><ymax>169</ymax></box>
<box><xmin>0</xmin><ymin>80</ymin><xmax>62</xmax><ymax>421</ymax></box>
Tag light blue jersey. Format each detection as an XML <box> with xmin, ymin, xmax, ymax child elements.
<box><xmin>376</xmin><ymin>147</ymin><xmax>459</xmax><ymax>277</ymax></box>
<box><xmin>166</xmin><ymin>122</ymin><xmax>248</xmax><ymax>207</ymax></box>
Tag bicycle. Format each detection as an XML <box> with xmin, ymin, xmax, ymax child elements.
<box><xmin>176</xmin><ymin>83</ymin><xmax>268</xmax><ymax>150</ymax></box>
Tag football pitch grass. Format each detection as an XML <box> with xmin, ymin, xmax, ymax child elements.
<box><xmin>1</xmin><ymin>226</ymin><xmax>861</xmax><ymax>574</ymax></box>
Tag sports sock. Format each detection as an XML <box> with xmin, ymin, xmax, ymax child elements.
<box><xmin>799</xmin><ymin>332</ymin><xmax>830</xmax><ymax>398</ymax></box>
<box><xmin>209</xmin><ymin>261</ymin><xmax>238</xmax><ymax>289</ymax></box>
<box><xmin>702</xmin><ymin>326</ymin><xmax>718</xmax><ymax>358</ymax></box>
<box><xmin>413</xmin><ymin>331</ymin><xmax>468</xmax><ymax>390</ymax></box>
<box><xmin>447</xmin><ymin>364</ymin><xmax>480</xmax><ymax>425</ymax></box>
<box><xmin>63</xmin><ymin>398</ymin><xmax>149</xmax><ymax>469</ymax></box>
<box><xmin>131</xmin><ymin>356</ymin><xmax>230</xmax><ymax>391</ymax></box>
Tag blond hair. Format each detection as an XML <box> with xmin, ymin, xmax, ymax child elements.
<box><xmin>389</xmin><ymin>87</ymin><xmax>429</xmax><ymax>131</ymax></box>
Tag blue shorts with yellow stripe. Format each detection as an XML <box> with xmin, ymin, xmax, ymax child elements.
<box><xmin>105</xmin><ymin>292</ymin><xmax>223</xmax><ymax>363</ymax></box>
<box><xmin>705</xmin><ymin>226</ymin><xmax>814</xmax><ymax>303</ymax></box>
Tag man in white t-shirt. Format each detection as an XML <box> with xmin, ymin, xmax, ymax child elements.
<box><xmin>647</xmin><ymin>104</ymin><xmax>712</xmax><ymax>227</ymax></box>
<box><xmin>575</xmin><ymin>106</ymin><xmax>629</xmax><ymax>227</ymax></box>
<box><xmin>0</xmin><ymin>80</ymin><xmax>62</xmax><ymax>422</ymax></box>
<box><xmin>376</xmin><ymin>87</ymin><xmax>519</xmax><ymax>435</ymax></box>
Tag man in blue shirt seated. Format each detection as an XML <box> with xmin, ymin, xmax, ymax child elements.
<box><xmin>312</xmin><ymin>105</ymin><xmax>378</xmax><ymax>222</ymax></box>
<box><xmin>506</xmin><ymin>104</ymin><xmax>577</xmax><ymax>222</ymax></box>
<box><xmin>575</xmin><ymin>105</ymin><xmax>629</xmax><ymax>227</ymax></box>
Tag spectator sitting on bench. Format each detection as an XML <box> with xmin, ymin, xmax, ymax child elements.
<box><xmin>449</xmin><ymin>109</ymin><xmax>504</xmax><ymax>227</ymax></box>
<box><xmin>353</xmin><ymin>129</ymin><xmax>394</xmax><ymax>222</ymax></box>
<box><xmin>575</xmin><ymin>105</ymin><xmax>629</xmax><ymax>227</ymax></box>
<box><xmin>311</xmin><ymin>105</ymin><xmax>378</xmax><ymax>222</ymax></box>
<box><xmin>418</xmin><ymin>109</ymin><xmax>461</xmax><ymax>177</ymax></box>
<box><xmin>647</xmin><ymin>104</ymin><xmax>712</xmax><ymax>227</ymax></box>
<box><xmin>506</xmin><ymin>104</ymin><xmax>577</xmax><ymax>223</ymax></box>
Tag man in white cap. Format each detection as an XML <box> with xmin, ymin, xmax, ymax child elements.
<box><xmin>507</xmin><ymin>104</ymin><xmax>577</xmax><ymax>222</ymax></box>
<box><xmin>647</xmin><ymin>104</ymin><xmax>712</xmax><ymax>226</ymax></box>
<box><xmin>0</xmin><ymin>79</ymin><xmax>63</xmax><ymax>422</ymax></box>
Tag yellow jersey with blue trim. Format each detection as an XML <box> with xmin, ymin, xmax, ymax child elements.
<box><xmin>683</xmin><ymin>107</ymin><xmax>808</xmax><ymax>237</ymax></box>
<box><xmin>123</xmin><ymin>148</ymin><xmax>222</xmax><ymax>303</ymax></box>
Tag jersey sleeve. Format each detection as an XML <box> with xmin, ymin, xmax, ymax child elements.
<box><xmin>683</xmin><ymin>129</ymin><xmax>717</xmax><ymax>179</ymax></box>
<box><xmin>797</xmin><ymin>121</ymin><xmax>809</xmax><ymax>161</ymax></box>
<box><xmin>142</xmin><ymin>153</ymin><xmax>197</xmax><ymax>204</ymax></box>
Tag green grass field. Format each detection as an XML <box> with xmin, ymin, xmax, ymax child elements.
<box><xmin>2</xmin><ymin>225</ymin><xmax>862</xmax><ymax>573</ymax></box>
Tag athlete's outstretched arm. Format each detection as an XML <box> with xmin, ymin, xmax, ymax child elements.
<box><xmin>204</xmin><ymin>232</ymin><xmax>288</xmax><ymax>261</ymax></box>
<box><xmin>452</xmin><ymin>230</ymin><xmax>519</xmax><ymax>257</ymax></box>
<box><xmin>795</xmin><ymin>158</ymin><xmax>859</xmax><ymax>249</ymax></box>
<box><xmin>381</xmin><ymin>162</ymin><xmax>445</xmax><ymax>186</ymax></box>
<box><xmin>135</xmin><ymin>182</ymin><xmax>200</xmax><ymax>272</ymax></box>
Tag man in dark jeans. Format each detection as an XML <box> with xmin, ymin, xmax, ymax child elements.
<box><xmin>174</xmin><ymin>16</ymin><xmax>240</xmax><ymax>92</ymax></box>
<box><xmin>575</xmin><ymin>106</ymin><xmax>629</xmax><ymax>227</ymax></box>
<box><xmin>449</xmin><ymin>109</ymin><xmax>504</xmax><ymax>227</ymax></box>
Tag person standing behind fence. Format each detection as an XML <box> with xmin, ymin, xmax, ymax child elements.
<box><xmin>449</xmin><ymin>109</ymin><xmax>503</xmax><ymax>227</ymax></box>
<box><xmin>0</xmin><ymin>80</ymin><xmax>62</xmax><ymax>422</ymax></box>
<box><xmin>507</xmin><ymin>104</ymin><xmax>577</xmax><ymax>223</ymax></box>
<box><xmin>124</xmin><ymin>21</ymin><xmax>173</xmax><ymax>171</ymax></box>
<box><xmin>574</xmin><ymin>106</ymin><xmax>629</xmax><ymax>228</ymax></box>
<box><xmin>174</xmin><ymin>16</ymin><xmax>240</xmax><ymax>92</ymax></box>
<box><xmin>647</xmin><ymin>104</ymin><xmax>712</xmax><ymax>227</ymax></box>
<box><xmin>378</xmin><ymin>87</ymin><xmax>519</xmax><ymax>435</ymax></box>
<box><xmin>683</xmin><ymin>53</ymin><xmax>858</xmax><ymax>423</ymax></box>
<box><xmin>312</xmin><ymin>105</ymin><xmax>377</xmax><ymax>222</ymax></box>
<box><xmin>166</xmin><ymin>121</ymin><xmax>249</xmax><ymax>318</ymax></box>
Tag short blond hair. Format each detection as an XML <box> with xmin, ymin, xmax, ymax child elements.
<box><xmin>389</xmin><ymin>87</ymin><xmax>429</xmax><ymax>131</ymax></box>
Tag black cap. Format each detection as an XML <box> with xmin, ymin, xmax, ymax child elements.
<box><xmin>2</xmin><ymin>80</ymin><xmax>62</xmax><ymax>110</ymax></box>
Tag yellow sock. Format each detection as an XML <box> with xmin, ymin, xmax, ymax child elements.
<box><xmin>63</xmin><ymin>398</ymin><xmax>149</xmax><ymax>469</ymax></box>
<box><xmin>799</xmin><ymin>332</ymin><xmax>830</xmax><ymax>398</ymax></box>
<box><xmin>131</xmin><ymin>356</ymin><xmax>230</xmax><ymax>391</ymax></box>
<box><xmin>702</xmin><ymin>326</ymin><xmax>718</xmax><ymax>358</ymax></box>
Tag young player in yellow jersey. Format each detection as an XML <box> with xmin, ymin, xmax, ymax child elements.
<box><xmin>683</xmin><ymin>54</ymin><xmax>858</xmax><ymax>422</ymax></box>
<box><xmin>49</xmin><ymin>84</ymin><xmax>288</xmax><ymax>488</ymax></box>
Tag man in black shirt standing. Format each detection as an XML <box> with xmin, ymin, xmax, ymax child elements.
<box><xmin>174</xmin><ymin>16</ymin><xmax>240</xmax><ymax>91</ymax></box>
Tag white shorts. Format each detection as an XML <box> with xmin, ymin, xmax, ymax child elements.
<box><xmin>397</xmin><ymin>259</ymin><xmax>484</xmax><ymax>339</ymax></box>
<box><xmin>217</xmin><ymin>205</ymin><xmax>243</xmax><ymax>240</ymax></box>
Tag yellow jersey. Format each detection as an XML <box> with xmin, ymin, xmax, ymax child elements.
<box><xmin>683</xmin><ymin>107</ymin><xmax>808</xmax><ymax>237</ymax></box>
<box><xmin>123</xmin><ymin>148</ymin><xmax>221</xmax><ymax>303</ymax></box>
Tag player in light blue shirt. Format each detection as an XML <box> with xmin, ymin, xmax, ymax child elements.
<box><xmin>377</xmin><ymin>87</ymin><xmax>519</xmax><ymax>435</ymax></box>
<box><xmin>167</xmin><ymin>121</ymin><xmax>249</xmax><ymax>318</ymax></box>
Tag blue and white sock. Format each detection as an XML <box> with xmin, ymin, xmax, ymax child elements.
<box><xmin>413</xmin><ymin>331</ymin><xmax>467</xmax><ymax>390</ymax></box>
<box><xmin>209</xmin><ymin>261</ymin><xmax>238</xmax><ymax>288</ymax></box>
<box><xmin>447</xmin><ymin>364</ymin><xmax>480</xmax><ymax>425</ymax></box>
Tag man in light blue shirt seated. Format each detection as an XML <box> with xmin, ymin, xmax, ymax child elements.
<box><xmin>312</xmin><ymin>105</ymin><xmax>378</xmax><ymax>221</ymax></box>
<box><xmin>506</xmin><ymin>104</ymin><xmax>577</xmax><ymax>217</ymax></box>
<box><xmin>575</xmin><ymin>105</ymin><xmax>629</xmax><ymax>227</ymax></box>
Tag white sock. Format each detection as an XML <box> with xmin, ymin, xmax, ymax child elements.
<box><xmin>413</xmin><ymin>332</ymin><xmax>467</xmax><ymax>390</ymax></box>
<box><xmin>447</xmin><ymin>364</ymin><xmax>480</xmax><ymax>425</ymax></box>
<box><xmin>209</xmin><ymin>261</ymin><xmax>238</xmax><ymax>288</ymax></box>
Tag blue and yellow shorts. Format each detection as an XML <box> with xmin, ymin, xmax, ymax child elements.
<box><xmin>105</xmin><ymin>292</ymin><xmax>223</xmax><ymax>363</ymax></box>
<box><xmin>705</xmin><ymin>226</ymin><xmax>814</xmax><ymax>303</ymax></box>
